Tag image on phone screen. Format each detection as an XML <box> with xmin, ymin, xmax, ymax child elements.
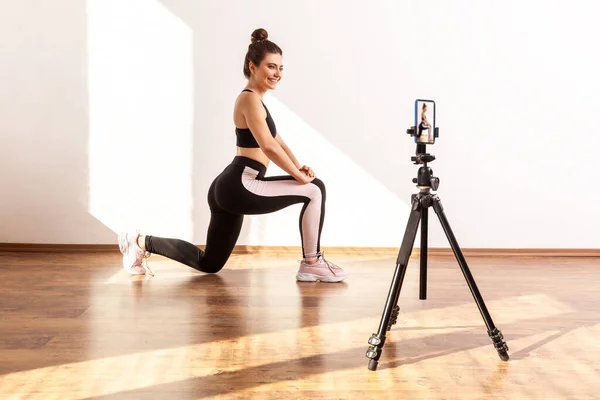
<box><xmin>414</xmin><ymin>99</ymin><xmax>436</xmax><ymax>144</ymax></box>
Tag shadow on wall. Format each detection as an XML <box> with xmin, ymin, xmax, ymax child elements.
<box><xmin>3</xmin><ymin>0</ymin><xmax>598</xmax><ymax>248</ymax></box>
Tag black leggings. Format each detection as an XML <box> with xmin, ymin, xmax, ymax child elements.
<box><xmin>145</xmin><ymin>156</ymin><xmax>326</xmax><ymax>273</ymax></box>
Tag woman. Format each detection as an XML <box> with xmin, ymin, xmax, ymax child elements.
<box><xmin>418</xmin><ymin>103</ymin><xmax>432</xmax><ymax>143</ymax></box>
<box><xmin>118</xmin><ymin>28</ymin><xmax>347</xmax><ymax>283</ymax></box>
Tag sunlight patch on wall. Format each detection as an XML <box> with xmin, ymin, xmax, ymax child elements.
<box><xmin>86</xmin><ymin>0</ymin><xmax>194</xmax><ymax>240</ymax></box>
<box><xmin>241</xmin><ymin>94</ymin><xmax>412</xmax><ymax>248</ymax></box>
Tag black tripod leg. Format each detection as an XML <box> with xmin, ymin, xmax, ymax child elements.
<box><xmin>366</xmin><ymin>195</ymin><xmax>422</xmax><ymax>371</ymax></box>
<box><xmin>431</xmin><ymin>196</ymin><xmax>510</xmax><ymax>361</ymax></box>
<box><xmin>419</xmin><ymin>207</ymin><xmax>428</xmax><ymax>300</ymax></box>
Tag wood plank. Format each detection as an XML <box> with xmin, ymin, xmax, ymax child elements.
<box><xmin>1</xmin><ymin>243</ymin><xmax>600</xmax><ymax>257</ymax></box>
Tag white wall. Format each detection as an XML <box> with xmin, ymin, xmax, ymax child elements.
<box><xmin>1</xmin><ymin>0</ymin><xmax>599</xmax><ymax>249</ymax></box>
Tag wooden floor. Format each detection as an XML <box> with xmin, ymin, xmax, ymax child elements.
<box><xmin>1</xmin><ymin>250</ymin><xmax>599</xmax><ymax>399</ymax></box>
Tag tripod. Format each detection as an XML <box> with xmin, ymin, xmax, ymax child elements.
<box><xmin>364</xmin><ymin>146</ymin><xmax>509</xmax><ymax>371</ymax></box>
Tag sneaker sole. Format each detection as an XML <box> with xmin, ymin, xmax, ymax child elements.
<box><xmin>296</xmin><ymin>272</ymin><xmax>347</xmax><ymax>283</ymax></box>
<box><xmin>118</xmin><ymin>232</ymin><xmax>130</xmax><ymax>254</ymax></box>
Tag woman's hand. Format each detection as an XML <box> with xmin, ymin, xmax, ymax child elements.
<box><xmin>296</xmin><ymin>172</ymin><xmax>315</xmax><ymax>184</ymax></box>
<box><xmin>293</xmin><ymin>165</ymin><xmax>315</xmax><ymax>184</ymax></box>
<box><xmin>297</xmin><ymin>174</ymin><xmax>315</xmax><ymax>184</ymax></box>
<box><xmin>299</xmin><ymin>165</ymin><xmax>315</xmax><ymax>178</ymax></box>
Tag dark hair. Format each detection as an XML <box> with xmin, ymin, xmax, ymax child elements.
<box><xmin>243</xmin><ymin>28</ymin><xmax>283</xmax><ymax>79</ymax></box>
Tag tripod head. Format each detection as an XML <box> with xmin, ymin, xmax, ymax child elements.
<box><xmin>410</xmin><ymin>141</ymin><xmax>440</xmax><ymax>191</ymax></box>
<box><xmin>411</xmin><ymin>144</ymin><xmax>435</xmax><ymax>165</ymax></box>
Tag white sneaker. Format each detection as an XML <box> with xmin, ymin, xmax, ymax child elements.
<box><xmin>117</xmin><ymin>231</ymin><xmax>153</xmax><ymax>276</ymax></box>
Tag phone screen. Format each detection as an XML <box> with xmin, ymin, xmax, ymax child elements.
<box><xmin>414</xmin><ymin>99</ymin><xmax>436</xmax><ymax>145</ymax></box>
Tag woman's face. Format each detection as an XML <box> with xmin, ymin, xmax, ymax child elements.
<box><xmin>250</xmin><ymin>53</ymin><xmax>283</xmax><ymax>91</ymax></box>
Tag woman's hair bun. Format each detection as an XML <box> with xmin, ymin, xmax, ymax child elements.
<box><xmin>251</xmin><ymin>28</ymin><xmax>268</xmax><ymax>44</ymax></box>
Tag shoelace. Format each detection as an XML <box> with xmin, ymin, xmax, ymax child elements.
<box><xmin>132</xmin><ymin>230</ymin><xmax>154</xmax><ymax>277</ymax></box>
<box><xmin>319</xmin><ymin>253</ymin><xmax>342</xmax><ymax>275</ymax></box>
<box><xmin>142</xmin><ymin>251</ymin><xmax>154</xmax><ymax>276</ymax></box>
<box><xmin>301</xmin><ymin>252</ymin><xmax>342</xmax><ymax>275</ymax></box>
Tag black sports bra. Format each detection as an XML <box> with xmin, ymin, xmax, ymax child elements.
<box><xmin>235</xmin><ymin>89</ymin><xmax>277</xmax><ymax>148</ymax></box>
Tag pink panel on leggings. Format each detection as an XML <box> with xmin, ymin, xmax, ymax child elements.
<box><xmin>241</xmin><ymin>167</ymin><xmax>321</xmax><ymax>259</ymax></box>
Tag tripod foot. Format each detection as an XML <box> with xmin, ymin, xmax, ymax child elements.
<box><xmin>489</xmin><ymin>328</ymin><xmax>510</xmax><ymax>361</ymax></box>
<box><xmin>368</xmin><ymin>359</ymin><xmax>378</xmax><ymax>371</ymax></box>
<box><xmin>366</xmin><ymin>333</ymin><xmax>383</xmax><ymax>371</ymax></box>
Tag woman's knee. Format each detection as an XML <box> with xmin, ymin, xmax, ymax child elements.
<box><xmin>196</xmin><ymin>251</ymin><xmax>228</xmax><ymax>274</ymax></box>
<box><xmin>311</xmin><ymin>178</ymin><xmax>326</xmax><ymax>198</ymax></box>
<box><xmin>200</xmin><ymin>263</ymin><xmax>225</xmax><ymax>274</ymax></box>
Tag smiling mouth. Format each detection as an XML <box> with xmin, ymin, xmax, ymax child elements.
<box><xmin>268</xmin><ymin>78</ymin><xmax>279</xmax><ymax>84</ymax></box>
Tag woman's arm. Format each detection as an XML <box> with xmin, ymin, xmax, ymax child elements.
<box><xmin>275</xmin><ymin>133</ymin><xmax>301</xmax><ymax>169</ymax></box>
<box><xmin>276</xmin><ymin>133</ymin><xmax>315</xmax><ymax>178</ymax></box>
<box><xmin>242</xmin><ymin>95</ymin><xmax>312</xmax><ymax>183</ymax></box>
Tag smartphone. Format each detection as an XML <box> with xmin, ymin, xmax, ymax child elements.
<box><xmin>414</xmin><ymin>99</ymin><xmax>436</xmax><ymax>145</ymax></box>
